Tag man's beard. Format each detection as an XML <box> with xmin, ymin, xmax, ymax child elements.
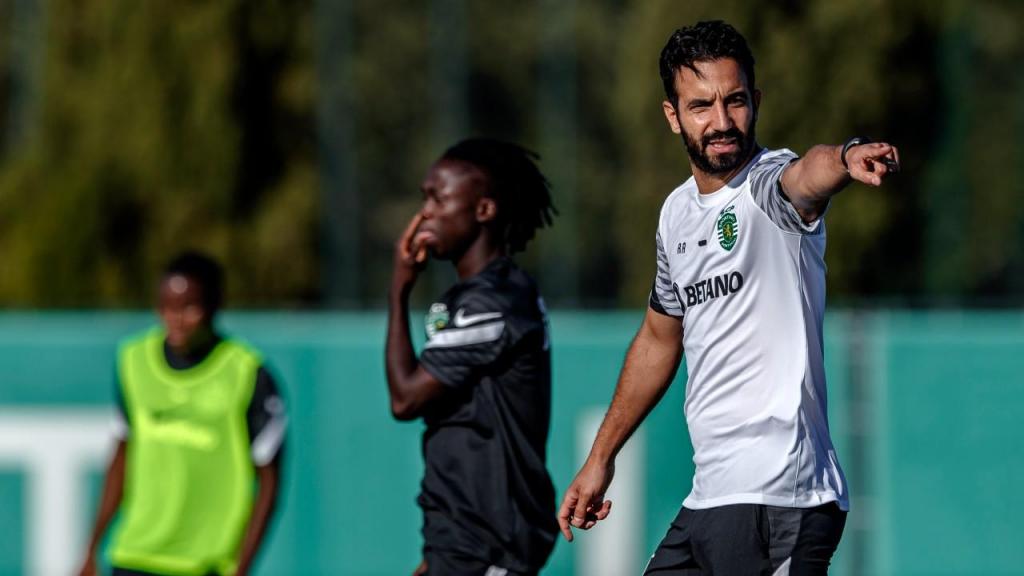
<box><xmin>682</xmin><ymin>123</ymin><xmax>756</xmax><ymax>175</ymax></box>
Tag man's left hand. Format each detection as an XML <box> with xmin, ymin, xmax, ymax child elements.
<box><xmin>846</xmin><ymin>142</ymin><xmax>900</xmax><ymax>186</ymax></box>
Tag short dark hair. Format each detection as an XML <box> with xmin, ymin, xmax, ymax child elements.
<box><xmin>659</xmin><ymin>20</ymin><xmax>756</xmax><ymax>107</ymax></box>
<box><xmin>164</xmin><ymin>251</ymin><xmax>224</xmax><ymax>312</ymax></box>
<box><xmin>442</xmin><ymin>138</ymin><xmax>557</xmax><ymax>254</ymax></box>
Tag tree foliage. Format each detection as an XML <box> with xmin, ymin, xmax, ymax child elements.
<box><xmin>0</xmin><ymin>0</ymin><xmax>316</xmax><ymax>306</ymax></box>
<box><xmin>0</xmin><ymin>0</ymin><xmax>1020</xmax><ymax>307</ymax></box>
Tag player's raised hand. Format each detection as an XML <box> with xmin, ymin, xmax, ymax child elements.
<box><xmin>392</xmin><ymin>213</ymin><xmax>430</xmax><ymax>290</ymax></box>
<box><xmin>557</xmin><ymin>459</ymin><xmax>615</xmax><ymax>542</ymax></box>
<box><xmin>846</xmin><ymin>142</ymin><xmax>900</xmax><ymax>187</ymax></box>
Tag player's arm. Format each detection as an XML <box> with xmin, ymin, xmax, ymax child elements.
<box><xmin>78</xmin><ymin>439</ymin><xmax>127</xmax><ymax>576</ymax></box>
<box><xmin>781</xmin><ymin>140</ymin><xmax>900</xmax><ymax>223</ymax></box>
<box><xmin>386</xmin><ymin>213</ymin><xmax>447</xmax><ymax>421</ymax></box>
<box><xmin>236</xmin><ymin>454</ymin><xmax>281</xmax><ymax>576</ymax></box>
<box><xmin>558</xmin><ymin>307</ymin><xmax>683</xmax><ymax>542</ymax></box>
<box><xmin>236</xmin><ymin>367</ymin><xmax>287</xmax><ymax>575</ymax></box>
<box><xmin>79</xmin><ymin>371</ymin><xmax>132</xmax><ymax>576</ymax></box>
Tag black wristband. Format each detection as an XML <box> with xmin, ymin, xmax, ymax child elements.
<box><xmin>841</xmin><ymin>137</ymin><xmax>872</xmax><ymax>170</ymax></box>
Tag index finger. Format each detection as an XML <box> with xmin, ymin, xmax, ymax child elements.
<box><xmin>400</xmin><ymin>213</ymin><xmax>425</xmax><ymax>258</ymax></box>
<box><xmin>557</xmin><ymin>490</ymin><xmax>578</xmax><ymax>542</ymax></box>
<box><xmin>866</xmin><ymin>142</ymin><xmax>892</xmax><ymax>158</ymax></box>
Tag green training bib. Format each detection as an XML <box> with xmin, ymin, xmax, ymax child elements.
<box><xmin>110</xmin><ymin>328</ymin><xmax>260</xmax><ymax>576</ymax></box>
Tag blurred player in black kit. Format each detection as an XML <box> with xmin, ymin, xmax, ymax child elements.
<box><xmin>385</xmin><ymin>138</ymin><xmax>558</xmax><ymax>576</ymax></box>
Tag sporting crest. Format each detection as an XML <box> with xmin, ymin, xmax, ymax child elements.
<box><xmin>716</xmin><ymin>206</ymin><xmax>739</xmax><ymax>251</ymax></box>
<box><xmin>425</xmin><ymin>303</ymin><xmax>449</xmax><ymax>338</ymax></box>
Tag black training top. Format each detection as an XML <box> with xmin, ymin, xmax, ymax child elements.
<box><xmin>418</xmin><ymin>257</ymin><xmax>557</xmax><ymax>572</ymax></box>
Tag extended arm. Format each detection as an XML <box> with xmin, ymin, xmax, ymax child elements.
<box><xmin>78</xmin><ymin>440</ymin><xmax>127</xmax><ymax>576</ymax></box>
<box><xmin>781</xmin><ymin>140</ymin><xmax>900</xmax><ymax>223</ymax></box>
<box><xmin>385</xmin><ymin>213</ymin><xmax>446</xmax><ymax>421</ymax></box>
<box><xmin>557</xmin><ymin>307</ymin><xmax>684</xmax><ymax>541</ymax></box>
<box><xmin>235</xmin><ymin>455</ymin><xmax>281</xmax><ymax>576</ymax></box>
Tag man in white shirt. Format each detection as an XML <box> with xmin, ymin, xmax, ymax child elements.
<box><xmin>557</xmin><ymin>20</ymin><xmax>899</xmax><ymax>575</ymax></box>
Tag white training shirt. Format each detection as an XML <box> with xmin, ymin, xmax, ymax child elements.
<box><xmin>649</xmin><ymin>147</ymin><xmax>848</xmax><ymax>511</ymax></box>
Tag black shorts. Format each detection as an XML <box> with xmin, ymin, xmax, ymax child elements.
<box><xmin>422</xmin><ymin>549</ymin><xmax>536</xmax><ymax>576</ymax></box>
<box><xmin>643</xmin><ymin>502</ymin><xmax>847</xmax><ymax>576</ymax></box>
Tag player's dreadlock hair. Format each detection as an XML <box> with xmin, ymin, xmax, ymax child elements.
<box><xmin>164</xmin><ymin>251</ymin><xmax>225</xmax><ymax>313</ymax></box>
<box><xmin>659</xmin><ymin>20</ymin><xmax>756</xmax><ymax>108</ymax></box>
<box><xmin>442</xmin><ymin>138</ymin><xmax>557</xmax><ymax>254</ymax></box>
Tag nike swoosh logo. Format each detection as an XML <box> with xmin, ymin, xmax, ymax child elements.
<box><xmin>452</xmin><ymin>308</ymin><xmax>503</xmax><ymax>328</ymax></box>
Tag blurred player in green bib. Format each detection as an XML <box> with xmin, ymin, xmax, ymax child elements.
<box><xmin>79</xmin><ymin>252</ymin><xmax>286</xmax><ymax>576</ymax></box>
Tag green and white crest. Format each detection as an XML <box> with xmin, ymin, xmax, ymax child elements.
<box><xmin>425</xmin><ymin>303</ymin><xmax>449</xmax><ymax>338</ymax></box>
<box><xmin>716</xmin><ymin>206</ymin><xmax>739</xmax><ymax>251</ymax></box>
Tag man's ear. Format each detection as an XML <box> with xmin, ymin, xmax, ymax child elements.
<box><xmin>477</xmin><ymin>197</ymin><xmax>498</xmax><ymax>223</ymax></box>
<box><xmin>662</xmin><ymin>100</ymin><xmax>682</xmax><ymax>134</ymax></box>
<box><xmin>753</xmin><ymin>88</ymin><xmax>761</xmax><ymax>119</ymax></box>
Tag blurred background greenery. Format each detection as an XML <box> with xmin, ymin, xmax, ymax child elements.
<box><xmin>1</xmin><ymin>3</ymin><xmax>1022</xmax><ymax>575</ymax></box>
<box><xmin>0</xmin><ymin>0</ymin><xmax>1021</xmax><ymax>308</ymax></box>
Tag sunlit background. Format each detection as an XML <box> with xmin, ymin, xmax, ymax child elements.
<box><xmin>1</xmin><ymin>0</ymin><xmax>1022</xmax><ymax>575</ymax></box>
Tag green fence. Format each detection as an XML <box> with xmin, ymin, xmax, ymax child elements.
<box><xmin>0</xmin><ymin>311</ymin><xmax>1021</xmax><ymax>575</ymax></box>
